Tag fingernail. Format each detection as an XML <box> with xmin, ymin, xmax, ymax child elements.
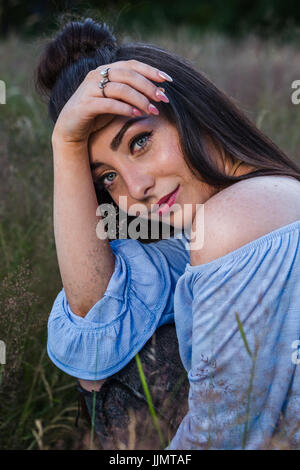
<box><xmin>155</xmin><ymin>89</ymin><xmax>169</xmax><ymax>103</ymax></box>
<box><xmin>158</xmin><ymin>87</ymin><xmax>165</xmax><ymax>92</ymax></box>
<box><xmin>148</xmin><ymin>103</ymin><xmax>159</xmax><ymax>115</ymax></box>
<box><xmin>158</xmin><ymin>71</ymin><xmax>173</xmax><ymax>82</ymax></box>
<box><xmin>132</xmin><ymin>108</ymin><xmax>143</xmax><ymax>116</ymax></box>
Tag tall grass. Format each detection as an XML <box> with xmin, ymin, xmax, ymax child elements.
<box><xmin>135</xmin><ymin>353</ymin><xmax>166</xmax><ymax>448</ymax></box>
<box><xmin>0</xmin><ymin>27</ymin><xmax>300</xmax><ymax>449</ymax></box>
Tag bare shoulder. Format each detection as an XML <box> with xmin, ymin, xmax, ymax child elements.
<box><xmin>190</xmin><ymin>175</ymin><xmax>300</xmax><ymax>266</ymax></box>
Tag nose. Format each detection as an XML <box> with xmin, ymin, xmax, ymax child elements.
<box><xmin>123</xmin><ymin>167</ymin><xmax>155</xmax><ymax>201</ymax></box>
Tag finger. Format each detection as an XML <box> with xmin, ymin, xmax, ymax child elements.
<box><xmin>96</xmin><ymin>60</ymin><xmax>173</xmax><ymax>84</ymax></box>
<box><xmin>101</xmin><ymin>67</ymin><xmax>169</xmax><ymax>104</ymax></box>
<box><xmin>93</xmin><ymin>82</ymin><xmax>158</xmax><ymax>115</ymax></box>
<box><xmin>119</xmin><ymin>59</ymin><xmax>173</xmax><ymax>84</ymax></box>
<box><xmin>87</xmin><ymin>97</ymin><xmax>142</xmax><ymax>118</ymax></box>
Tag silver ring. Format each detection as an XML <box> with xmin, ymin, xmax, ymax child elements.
<box><xmin>98</xmin><ymin>78</ymin><xmax>109</xmax><ymax>98</ymax></box>
<box><xmin>99</xmin><ymin>85</ymin><xmax>107</xmax><ymax>98</ymax></box>
<box><xmin>100</xmin><ymin>77</ymin><xmax>109</xmax><ymax>86</ymax></box>
<box><xmin>100</xmin><ymin>67</ymin><xmax>110</xmax><ymax>80</ymax></box>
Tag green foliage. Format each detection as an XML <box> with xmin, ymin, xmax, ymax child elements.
<box><xmin>2</xmin><ymin>0</ymin><xmax>300</xmax><ymax>40</ymax></box>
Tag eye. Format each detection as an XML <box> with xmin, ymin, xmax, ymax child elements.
<box><xmin>129</xmin><ymin>130</ymin><xmax>153</xmax><ymax>154</ymax></box>
<box><xmin>95</xmin><ymin>130</ymin><xmax>153</xmax><ymax>190</ymax></box>
<box><xmin>97</xmin><ymin>171</ymin><xmax>117</xmax><ymax>190</ymax></box>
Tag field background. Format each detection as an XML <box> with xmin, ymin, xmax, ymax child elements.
<box><xmin>1</xmin><ymin>1</ymin><xmax>300</xmax><ymax>450</ymax></box>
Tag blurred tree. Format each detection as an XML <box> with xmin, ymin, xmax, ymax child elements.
<box><xmin>0</xmin><ymin>0</ymin><xmax>300</xmax><ymax>38</ymax></box>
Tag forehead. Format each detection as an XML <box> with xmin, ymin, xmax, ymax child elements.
<box><xmin>88</xmin><ymin>115</ymin><xmax>135</xmax><ymax>166</ymax></box>
<box><xmin>89</xmin><ymin>115</ymin><xmax>129</xmax><ymax>151</ymax></box>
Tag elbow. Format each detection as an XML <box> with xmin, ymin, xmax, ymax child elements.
<box><xmin>66</xmin><ymin>295</ymin><xmax>101</xmax><ymax>318</ymax></box>
<box><xmin>67</xmin><ymin>297</ymin><xmax>103</xmax><ymax>318</ymax></box>
<box><xmin>68</xmin><ymin>304</ymin><xmax>88</xmax><ymax>318</ymax></box>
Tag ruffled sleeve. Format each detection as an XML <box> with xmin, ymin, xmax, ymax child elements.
<box><xmin>47</xmin><ymin>233</ymin><xmax>189</xmax><ymax>380</ymax></box>
<box><xmin>169</xmin><ymin>221</ymin><xmax>300</xmax><ymax>449</ymax></box>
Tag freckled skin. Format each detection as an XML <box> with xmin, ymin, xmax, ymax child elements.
<box><xmin>88</xmin><ymin>114</ymin><xmax>218</xmax><ymax>230</ymax></box>
<box><xmin>89</xmin><ymin>112</ymin><xmax>300</xmax><ymax>267</ymax></box>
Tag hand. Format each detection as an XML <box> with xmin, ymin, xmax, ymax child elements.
<box><xmin>51</xmin><ymin>59</ymin><xmax>172</xmax><ymax>146</ymax></box>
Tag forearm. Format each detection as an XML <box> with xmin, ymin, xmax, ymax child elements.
<box><xmin>52</xmin><ymin>139</ymin><xmax>115</xmax><ymax>317</ymax></box>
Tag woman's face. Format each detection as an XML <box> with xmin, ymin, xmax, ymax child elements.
<box><xmin>88</xmin><ymin>114</ymin><xmax>218</xmax><ymax>230</ymax></box>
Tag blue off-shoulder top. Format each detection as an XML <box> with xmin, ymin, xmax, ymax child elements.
<box><xmin>48</xmin><ymin>220</ymin><xmax>300</xmax><ymax>449</ymax></box>
<box><xmin>47</xmin><ymin>232</ymin><xmax>190</xmax><ymax>380</ymax></box>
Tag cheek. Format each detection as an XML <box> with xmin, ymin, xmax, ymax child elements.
<box><xmin>110</xmin><ymin>187</ymin><xmax>136</xmax><ymax>215</ymax></box>
<box><xmin>153</xmin><ymin>146</ymin><xmax>185</xmax><ymax>175</ymax></box>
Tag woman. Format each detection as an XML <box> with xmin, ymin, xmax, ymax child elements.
<box><xmin>36</xmin><ymin>18</ymin><xmax>300</xmax><ymax>449</ymax></box>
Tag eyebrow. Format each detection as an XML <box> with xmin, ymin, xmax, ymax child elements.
<box><xmin>90</xmin><ymin>116</ymin><xmax>148</xmax><ymax>173</ymax></box>
<box><xmin>110</xmin><ymin>116</ymin><xmax>148</xmax><ymax>151</ymax></box>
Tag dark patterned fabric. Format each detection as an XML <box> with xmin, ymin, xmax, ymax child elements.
<box><xmin>77</xmin><ymin>324</ymin><xmax>189</xmax><ymax>449</ymax></box>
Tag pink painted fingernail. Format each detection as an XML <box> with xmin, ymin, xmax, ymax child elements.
<box><xmin>155</xmin><ymin>89</ymin><xmax>169</xmax><ymax>103</ymax></box>
<box><xmin>158</xmin><ymin>71</ymin><xmax>173</xmax><ymax>82</ymax></box>
<box><xmin>132</xmin><ymin>108</ymin><xmax>143</xmax><ymax>116</ymax></box>
<box><xmin>148</xmin><ymin>103</ymin><xmax>159</xmax><ymax>115</ymax></box>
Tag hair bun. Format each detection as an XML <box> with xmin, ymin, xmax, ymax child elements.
<box><xmin>36</xmin><ymin>18</ymin><xmax>117</xmax><ymax>95</ymax></box>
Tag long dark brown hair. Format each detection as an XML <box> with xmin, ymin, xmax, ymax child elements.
<box><xmin>36</xmin><ymin>18</ymin><xmax>300</xmax><ymax>238</ymax></box>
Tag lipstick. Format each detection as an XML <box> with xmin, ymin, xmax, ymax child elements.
<box><xmin>156</xmin><ymin>185</ymin><xmax>180</xmax><ymax>215</ymax></box>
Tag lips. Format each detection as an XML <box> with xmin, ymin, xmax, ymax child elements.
<box><xmin>156</xmin><ymin>185</ymin><xmax>180</xmax><ymax>206</ymax></box>
<box><xmin>151</xmin><ymin>184</ymin><xmax>180</xmax><ymax>216</ymax></box>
